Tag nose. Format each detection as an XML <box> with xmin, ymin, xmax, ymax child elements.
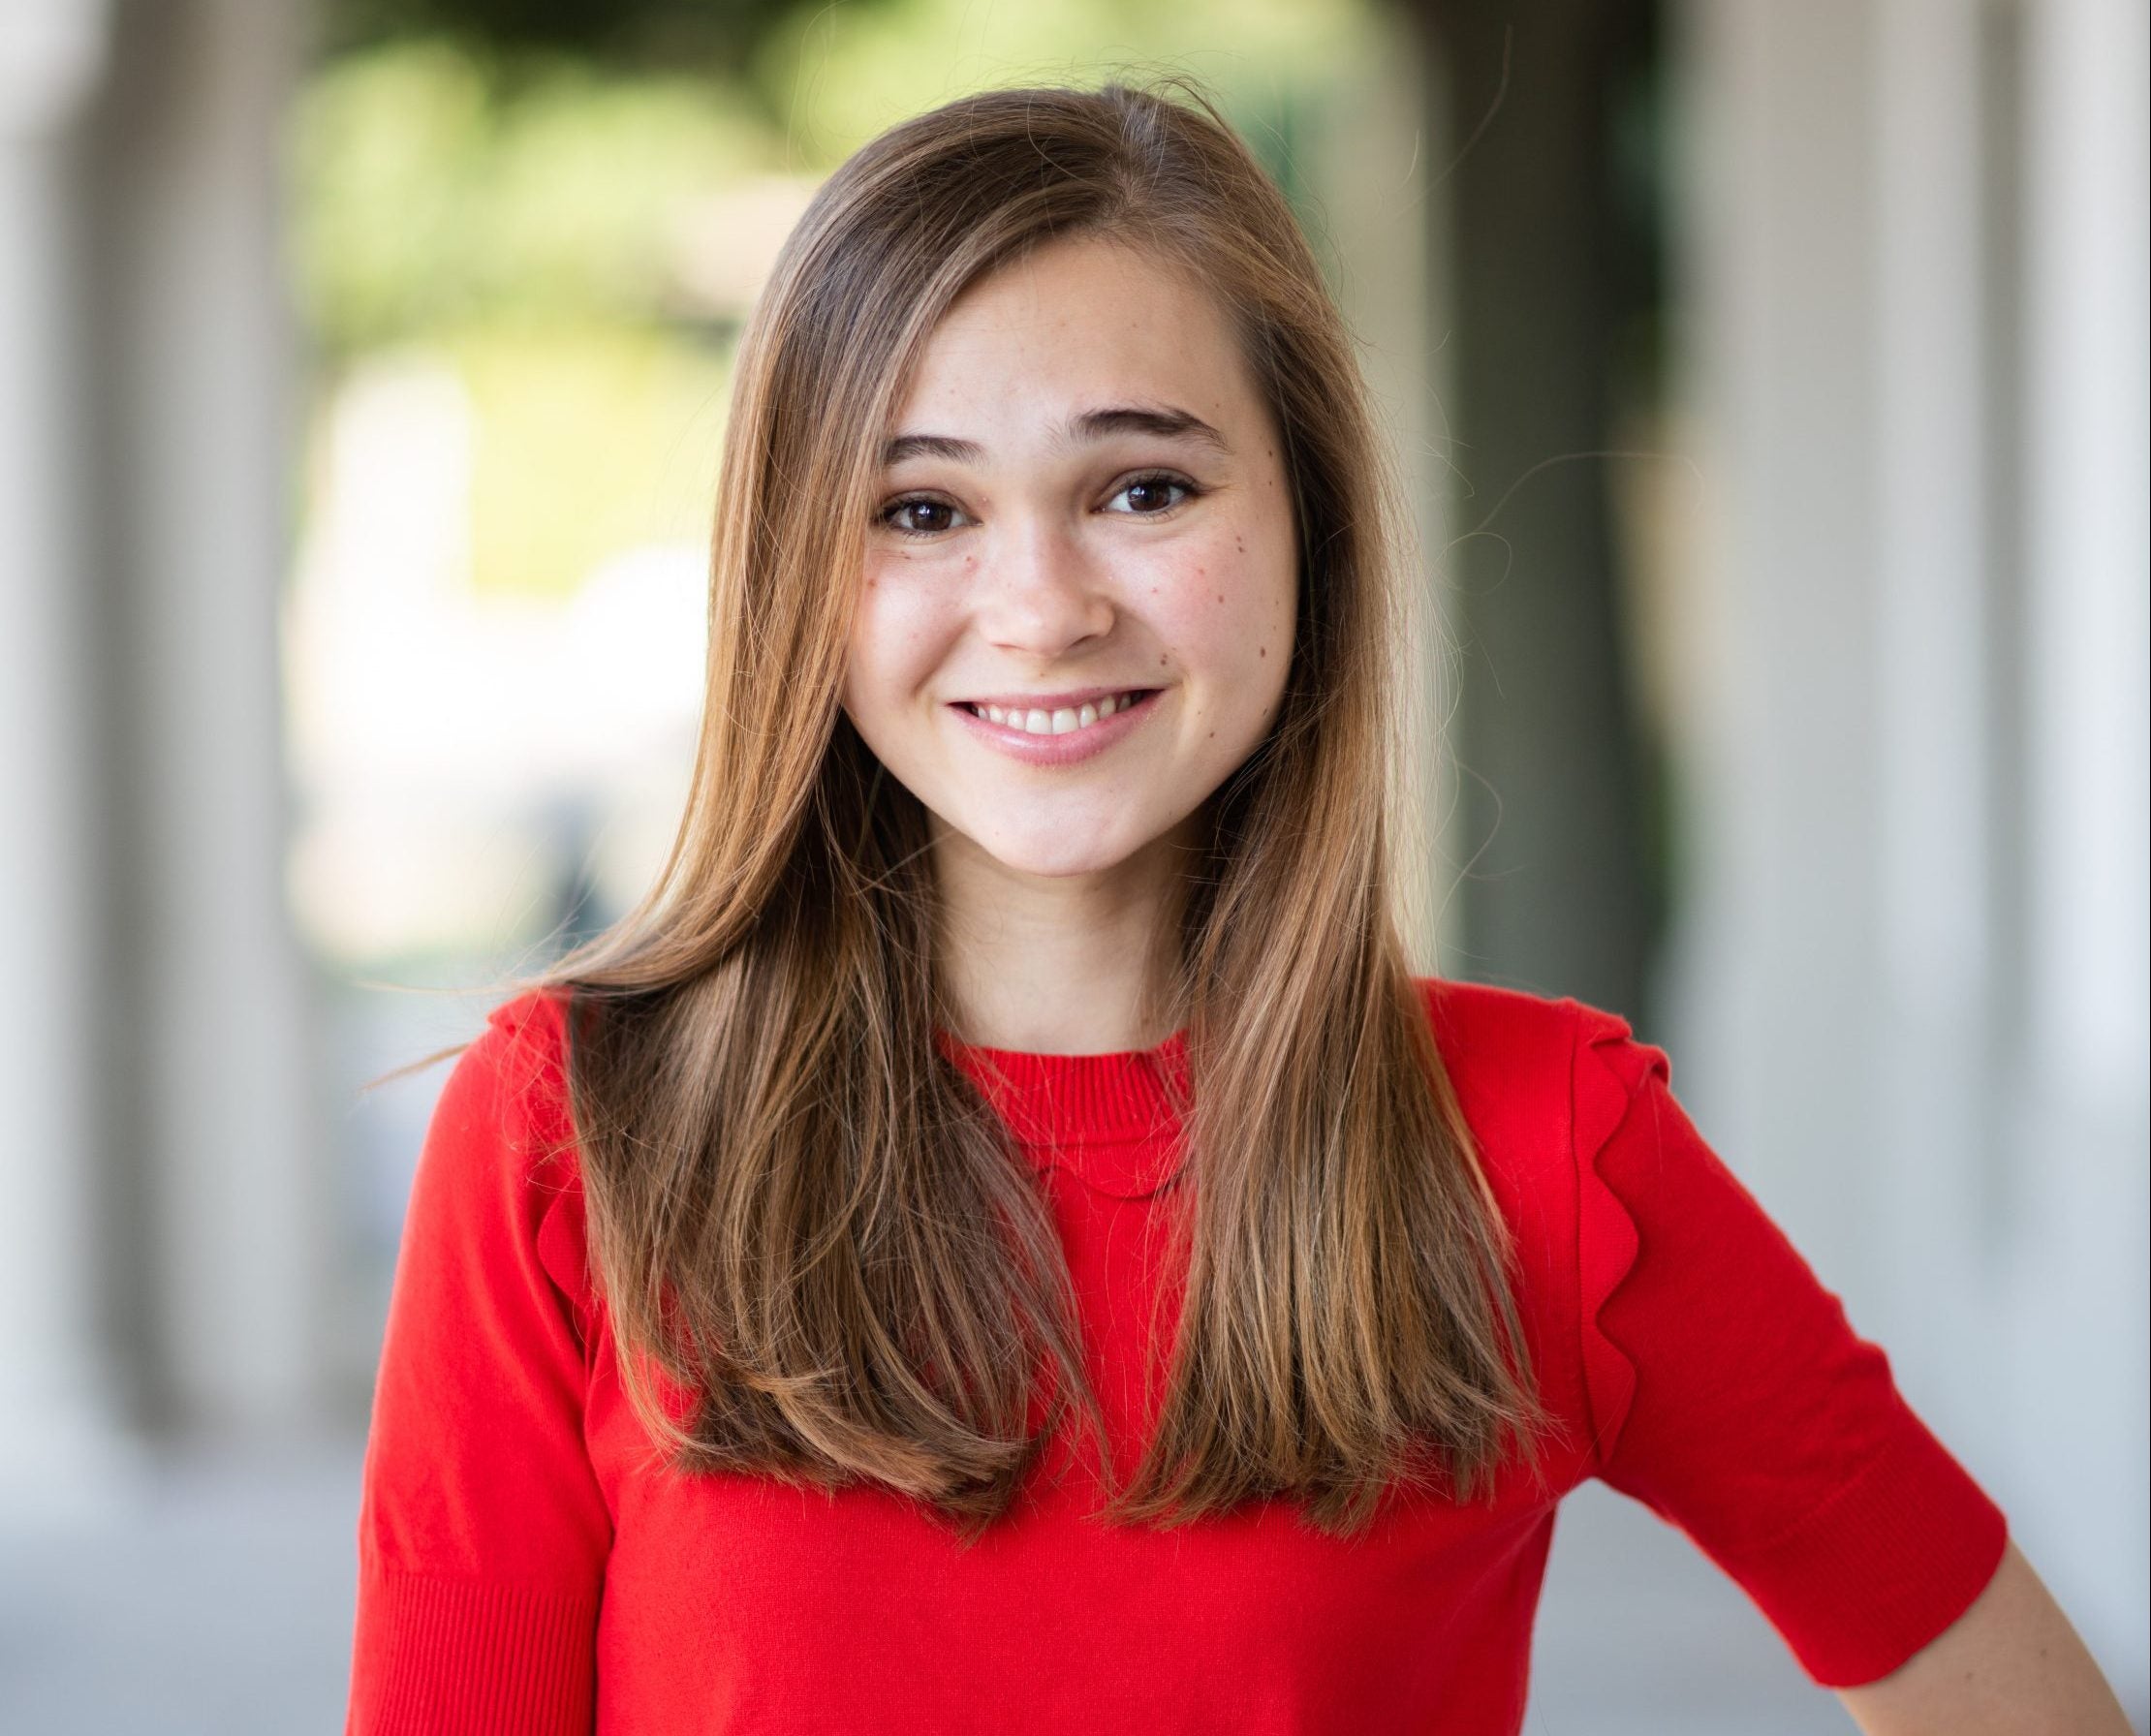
<box><xmin>973</xmin><ymin>516</ymin><xmax>1115</xmax><ymax>658</ymax></box>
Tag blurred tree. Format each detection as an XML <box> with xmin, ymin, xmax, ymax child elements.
<box><xmin>293</xmin><ymin>43</ymin><xmax>774</xmax><ymax>353</ymax></box>
<box><xmin>298</xmin><ymin>0</ymin><xmax>1372</xmax><ymax>353</ymax></box>
<box><xmin>1405</xmin><ymin>0</ymin><xmax>1668</xmax><ymax>1024</ymax></box>
<box><xmin>320</xmin><ymin>0</ymin><xmax>801</xmax><ymax>75</ymax></box>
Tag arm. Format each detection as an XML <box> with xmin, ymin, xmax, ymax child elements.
<box><xmin>1567</xmin><ymin>1000</ymin><xmax>2018</xmax><ymax>1689</ymax></box>
<box><xmin>1837</xmin><ymin>1539</ymin><xmax>2133</xmax><ymax>1736</ymax></box>
<box><xmin>347</xmin><ymin>993</ymin><xmax>612</xmax><ymax>1735</ymax></box>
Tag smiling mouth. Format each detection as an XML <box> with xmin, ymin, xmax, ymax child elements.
<box><xmin>957</xmin><ymin>689</ymin><xmax>1159</xmax><ymax>736</ymax></box>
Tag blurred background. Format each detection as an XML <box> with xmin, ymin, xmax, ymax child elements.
<box><xmin>0</xmin><ymin>0</ymin><xmax>2142</xmax><ymax>1729</ymax></box>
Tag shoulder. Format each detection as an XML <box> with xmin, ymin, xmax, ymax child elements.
<box><xmin>1407</xmin><ymin>975</ymin><xmax>1670</xmax><ymax>1162</ymax></box>
<box><xmin>478</xmin><ymin>983</ymin><xmax>575</xmax><ymax>1094</ymax></box>
<box><xmin>435</xmin><ymin>984</ymin><xmax>579</xmax><ymax>1164</ymax></box>
<box><xmin>1414</xmin><ymin>974</ymin><xmax>1577</xmax><ymax>1074</ymax></box>
<box><xmin>1402</xmin><ymin>976</ymin><xmax>1676</xmax><ymax>1308</ymax></box>
<box><xmin>408</xmin><ymin>984</ymin><xmax>590</xmax><ymax>1316</ymax></box>
<box><xmin>1404</xmin><ymin>976</ymin><xmax>1677</xmax><ymax>1472</ymax></box>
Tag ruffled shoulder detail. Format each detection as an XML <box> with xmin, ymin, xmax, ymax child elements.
<box><xmin>1572</xmin><ymin>1000</ymin><xmax>1671</xmax><ymax>1470</ymax></box>
<box><xmin>483</xmin><ymin>988</ymin><xmax>599</xmax><ymax>1347</ymax></box>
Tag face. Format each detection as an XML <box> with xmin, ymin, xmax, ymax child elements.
<box><xmin>840</xmin><ymin>234</ymin><xmax>1298</xmax><ymax>887</ymax></box>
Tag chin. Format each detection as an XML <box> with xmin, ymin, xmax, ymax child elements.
<box><xmin>990</xmin><ymin>844</ymin><xmax>1138</xmax><ymax>880</ymax></box>
<box><xmin>968</xmin><ymin>822</ymin><xmax>1146</xmax><ymax>881</ymax></box>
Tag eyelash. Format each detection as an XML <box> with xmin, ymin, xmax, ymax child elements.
<box><xmin>876</xmin><ymin>470</ymin><xmax>1204</xmax><ymax>539</ymax></box>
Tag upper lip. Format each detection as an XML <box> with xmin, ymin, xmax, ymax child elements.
<box><xmin>951</xmin><ymin>685</ymin><xmax>1157</xmax><ymax>710</ymax></box>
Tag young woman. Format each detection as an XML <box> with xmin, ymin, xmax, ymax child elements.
<box><xmin>344</xmin><ymin>80</ymin><xmax>2129</xmax><ymax>1735</ymax></box>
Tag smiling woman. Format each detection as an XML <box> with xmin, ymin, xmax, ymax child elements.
<box><xmin>342</xmin><ymin>78</ymin><xmax>2130</xmax><ymax>1736</ymax></box>
<box><xmin>842</xmin><ymin>234</ymin><xmax>1300</xmax><ymax>1008</ymax></box>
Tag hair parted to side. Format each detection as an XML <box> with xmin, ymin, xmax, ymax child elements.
<box><xmin>478</xmin><ymin>77</ymin><xmax>1553</xmax><ymax>1540</ymax></box>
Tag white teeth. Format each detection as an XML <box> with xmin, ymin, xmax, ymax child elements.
<box><xmin>970</xmin><ymin>691</ymin><xmax>1145</xmax><ymax>733</ymax></box>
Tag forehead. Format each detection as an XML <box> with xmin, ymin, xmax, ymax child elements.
<box><xmin>891</xmin><ymin>236</ymin><xmax>1263</xmax><ymax>438</ymax></box>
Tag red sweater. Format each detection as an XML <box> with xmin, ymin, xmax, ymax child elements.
<box><xmin>345</xmin><ymin>978</ymin><xmax>2007</xmax><ymax>1734</ymax></box>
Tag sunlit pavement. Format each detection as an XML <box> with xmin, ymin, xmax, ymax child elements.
<box><xmin>0</xmin><ymin>1443</ymin><xmax>1863</xmax><ymax>1734</ymax></box>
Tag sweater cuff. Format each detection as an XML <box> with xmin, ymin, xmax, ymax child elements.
<box><xmin>347</xmin><ymin>1565</ymin><xmax>601</xmax><ymax>1735</ymax></box>
<box><xmin>1711</xmin><ymin>1419</ymin><xmax>2009</xmax><ymax>1689</ymax></box>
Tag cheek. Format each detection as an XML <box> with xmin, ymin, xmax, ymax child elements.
<box><xmin>1144</xmin><ymin>523</ymin><xmax>1295</xmax><ymax>691</ymax></box>
<box><xmin>846</xmin><ymin>562</ymin><xmax>955</xmax><ymax>711</ymax></box>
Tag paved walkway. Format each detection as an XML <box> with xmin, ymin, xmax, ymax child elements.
<box><xmin>0</xmin><ymin>1439</ymin><xmax>1872</xmax><ymax>1733</ymax></box>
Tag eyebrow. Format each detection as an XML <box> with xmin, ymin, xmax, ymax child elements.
<box><xmin>880</xmin><ymin>404</ymin><xmax>1231</xmax><ymax>468</ymax></box>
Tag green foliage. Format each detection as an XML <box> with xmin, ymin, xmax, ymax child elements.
<box><xmin>296</xmin><ymin>3</ymin><xmax>1377</xmax><ymax>350</ymax></box>
<box><xmin>753</xmin><ymin>0</ymin><xmax>1376</xmax><ymax>169</ymax></box>
<box><xmin>319</xmin><ymin>0</ymin><xmax>796</xmax><ymax>69</ymax></box>
<box><xmin>292</xmin><ymin>40</ymin><xmax>771</xmax><ymax>353</ymax></box>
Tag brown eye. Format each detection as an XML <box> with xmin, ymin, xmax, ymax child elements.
<box><xmin>1107</xmin><ymin>473</ymin><xmax>1198</xmax><ymax>516</ymax></box>
<box><xmin>883</xmin><ymin>496</ymin><xmax>966</xmax><ymax>537</ymax></box>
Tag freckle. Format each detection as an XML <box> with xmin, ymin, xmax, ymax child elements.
<box><xmin>1206</xmin><ymin>730</ymin><xmax>1215</xmax><ymax>739</ymax></box>
<box><xmin>1215</xmin><ymin>594</ymin><xmax>1224</xmax><ymax>604</ymax></box>
<box><xmin>1158</xmin><ymin>655</ymin><xmax>1167</xmax><ymax>666</ymax></box>
<box><xmin>1259</xmin><ymin>647</ymin><xmax>1266</xmax><ymax>658</ymax></box>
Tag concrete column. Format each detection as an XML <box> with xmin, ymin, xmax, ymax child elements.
<box><xmin>1868</xmin><ymin>0</ymin><xmax>2007</xmax><ymax>1449</ymax></box>
<box><xmin>1408</xmin><ymin>0</ymin><xmax>1663</xmax><ymax>1020</ymax></box>
<box><xmin>1671</xmin><ymin>0</ymin><xmax>2148</xmax><ymax>1701</ymax></box>
<box><xmin>2002</xmin><ymin>0</ymin><xmax>2149</xmax><ymax>1691</ymax></box>
<box><xmin>0</xmin><ymin>0</ymin><xmax>137</xmax><ymax>1508</ymax></box>
<box><xmin>81</xmin><ymin>0</ymin><xmax>319</xmax><ymax>1432</ymax></box>
<box><xmin>1661</xmin><ymin>0</ymin><xmax>1888</xmax><ymax>1298</ymax></box>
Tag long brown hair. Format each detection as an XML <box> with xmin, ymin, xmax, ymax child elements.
<box><xmin>462</xmin><ymin>78</ymin><xmax>1550</xmax><ymax>1540</ymax></box>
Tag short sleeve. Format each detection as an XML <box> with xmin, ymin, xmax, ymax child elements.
<box><xmin>346</xmin><ymin>990</ymin><xmax>611</xmax><ymax>1735</ymax></box>
<box><xmin>1570</xmin><ymin>1001</ymin><xmax>2008</xmax><ymax>1688</ymax></box>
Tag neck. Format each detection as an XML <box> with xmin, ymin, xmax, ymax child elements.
<box><xmin>931</xmin><ymin>819</ymin><xmax>1199</xmax><ymax>1055</ymax></box>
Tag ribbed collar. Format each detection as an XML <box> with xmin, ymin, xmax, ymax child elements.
<box><xmin>935</xmin><ymin>1027</ymin><xmax>1193</xmax><ymax>1200</ymax></box>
